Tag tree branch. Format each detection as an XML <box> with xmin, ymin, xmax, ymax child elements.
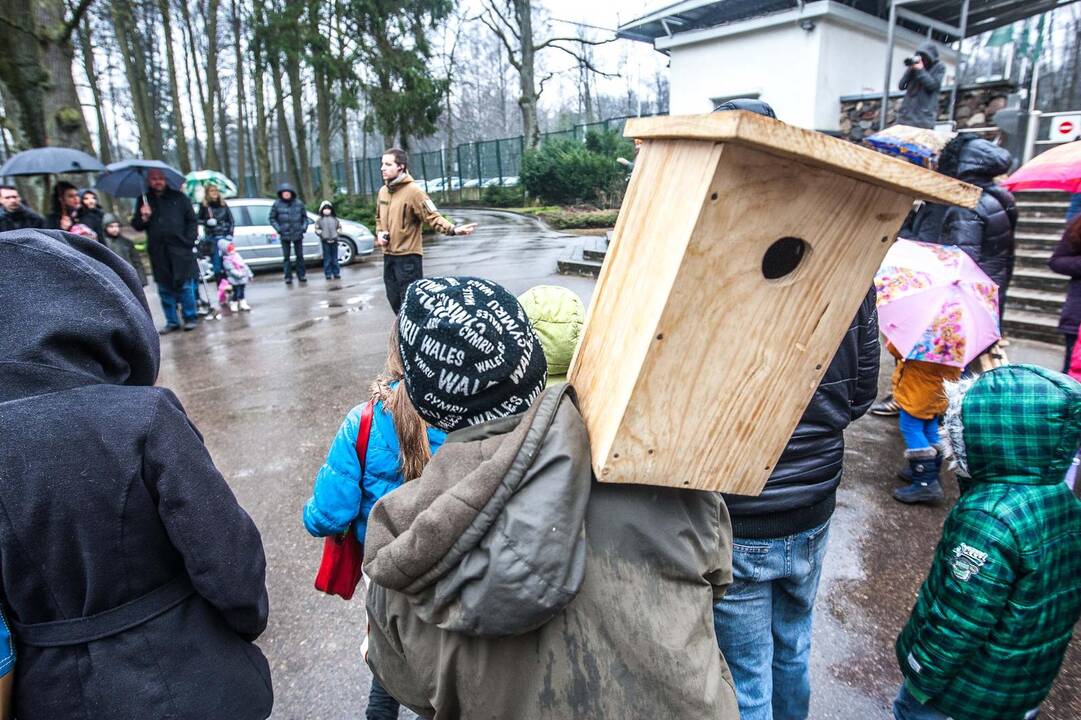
<box><xmin>534</xmin><ymin>35</ymin><xmax>617</xmax><ymax>52</ymax></box>
<box><xmin>60</xmin><ymin>0</ymin><xmax>95</xmax><ymax>45</ymax></box>
<box><xmin>545</xmin><ymin>43</ymin><xmax>621</xmax><ymax>79</ymax></box>
<box><xmin>536</xmin><ymin>71</ymin><xmax>557</xmax><ymax>97</ymax></box>
<box><xmin>478</xmin><ymin>11</ymin><xmax>522</xmax><ymax>71</ymax></box>
<box><xmin>481</xmin><ymin>0</ymin><xmax>520</xmax><ymax>41</ymax></box>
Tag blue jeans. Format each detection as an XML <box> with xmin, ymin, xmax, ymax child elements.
<box><xmin>892</xmin><ymin>684</ymin><xmax>948</xmax><ymax>720</ymax></box>
<box><xmin>158</xmin><ymin>279</ymin><xmax>198</xmax><ymax>327</ymax></box>
<box><xmin>366</xmin><ymin>677</ymin><xmax>400</xmax><ymax>720</ymax></box>
<box><xmin>322</xmin><ymin>241</ymin><xmax>340</xmax><ymax>278</ymax></box>
<box><xmin>899</xmin><ymin>410</ymin><xmax>940</xmax><ymax>451</ymax></box>
<box><xmin>714</xmin><ymin>519</ymin><xmax>831</xmax><ymax>720</ymax></box>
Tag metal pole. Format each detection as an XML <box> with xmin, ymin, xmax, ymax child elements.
<box><xmin>495</xmin><ymin>140</ymin><xmax>503</xmax><ymax>185</ymax></box>
<box><xmin>1023</xmin><ymin>61</ymin><xmax>1041</xmax><ymax>163</ymax></box>
<box><xmin>946</xmin><ymin>0</ymin><xmax>970</xmax><ymax>128</ymax></box>
<box><xmin>880</xmin><ymin>0</ymin><xmax>898</xmax><ymax>130</ymax></box>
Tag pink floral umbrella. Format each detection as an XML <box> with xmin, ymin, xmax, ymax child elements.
<box><xmin>875</xmin><ymin>239</ymin><xmax>1000</xmax><ymax>368</ymax></box>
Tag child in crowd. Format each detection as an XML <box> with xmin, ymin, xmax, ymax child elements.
<box><xmin>102</xmin><ymin>213</ymin><xmax>148</xmax><ymax>286</ymax></box>
<box><xmin>302</xmin><ymin>325</ymin><xmax>445</xmax><ymax>720</ymax></box>
<box><xmin>518</xmin><ymin>285</ymin><xmax>585</xmax><ymax>385</ymax></box>
<box><xmin>314</xmin><ymin>201</ymin><xmax>342</xmax><ymax>280</ymax></box>
<box><xmin>890</xmin><ymin>343</ymin><xmax>962</xmax><ymax>504</ymax></box>
<box><xmin>893</xmin><ymin>365</ymin><xmax>1081</xmax><ymax>720</ymax></box>
<box><xmin>219</xmin><ymin>239</ymin><xmax>253</xmax><ymax>312</ymax></box>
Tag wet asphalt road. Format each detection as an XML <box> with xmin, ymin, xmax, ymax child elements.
<box><xmin>149</xmin><ymin>209</ymin><xmax>1078</xmax><ymax>719</ymax></box>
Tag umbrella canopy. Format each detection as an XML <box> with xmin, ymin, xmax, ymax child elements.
<box><xmin>875</xmin><ymin>239</ymin><xmax>1000</xmax><ymax>368</ymax></box>
<box><xmin>0</xmin><ymin>147</ymin><xmax>105</xmax><ymax>176</ymax></box>
<box><xmin>183</xmin><ymin>170</ymin><xmax>238</xmax><ymax>202</ymax></box>
<box><xmin>95</xmin><ymin>159</ymin><xmax>184</xmax><ymax>198</ymax></box>
<box><xmin>1002</xmin><ymin>141</ymin><xmax>1081</xmax><ymax>193</ymax></box>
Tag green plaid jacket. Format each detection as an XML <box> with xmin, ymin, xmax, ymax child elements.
<box><xmin>896</xmin><ymin>365</ymin><xmax>1081</xmax><ymax>720</ymax></box>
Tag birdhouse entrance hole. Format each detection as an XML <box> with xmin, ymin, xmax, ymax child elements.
<box><xmin>762</xmin><ymin>236</ymin><xmax>808</xmax><ymax>280</ymax></box>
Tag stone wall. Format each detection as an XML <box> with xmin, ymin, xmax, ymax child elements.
<box><xmin>838</xmin><ymin>80</ymin><xmax>1016</xmax><ymax>141</ymax></box>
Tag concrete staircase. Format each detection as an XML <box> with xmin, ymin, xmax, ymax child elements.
<box><xmin>1006</xmin><ymin>190</ymin><xmax>1069</xmax><ymax>345</ymax></box>
<box><xmin>557</xmin><ymin>233</ymin><xmax>610</xmax><ymax>277</ymax></box>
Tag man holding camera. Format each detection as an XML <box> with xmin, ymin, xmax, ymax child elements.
<box><xmin>376</xmin><ymin>148</ymin><xmax>477</xmax><ymax>314</ymax></box>
<box><xmin>897</xmin><ymin>43</ymin><xmax>945</xmax><ymax>129</ymax></box>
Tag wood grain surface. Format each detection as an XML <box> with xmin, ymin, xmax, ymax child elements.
<box><xmin>570</xmin><ymin>140</ymin><xmax>914</xmax><ymax>494</ymax></box>
<box><xmin>625</xmin><ymin>112</ymin><xmax>981</xmax><ymax>209</ymax></box>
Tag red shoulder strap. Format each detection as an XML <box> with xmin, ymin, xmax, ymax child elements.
<box><xmin>355</xmin><ymin>401</ymin><xmax>374</xmax><ymax>475</ymax></box>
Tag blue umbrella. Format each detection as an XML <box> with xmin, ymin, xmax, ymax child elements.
<box><xmin>95</xmin><ymin>159</ymin><xmax>185</xmax><ymax>198</ymax></box>
<box><xmin>0</xmin><ymin>147</ymin><xmax>105</xmax><ymax>176</ymax></box>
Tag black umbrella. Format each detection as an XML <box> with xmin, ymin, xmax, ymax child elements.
<box><xmin>0</xmin><ymin>147</ymin><xmax>105</xmax><ymax>177</ymax></box>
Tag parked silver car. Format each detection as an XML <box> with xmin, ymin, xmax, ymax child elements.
<box><xmin>216</xmin><ymin>198</ymin><xmax>375</xmax><ymax>269</ymax></box>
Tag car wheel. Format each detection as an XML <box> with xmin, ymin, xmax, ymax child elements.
<box><xmin>338</xmin><ymin>237</ymin><xmax>357</xmax><ymax>265</ymax></box>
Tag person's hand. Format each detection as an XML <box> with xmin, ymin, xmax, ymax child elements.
<box><xmin>376</xmin><ymin>231</ymin><xmax>389</xmax><ymax>247</ymax></box>
<box><xmin>59</xmin><ymin>214</ymin><xmax>72</xmax><ymax>230</ymax></box>
<box><xmin>455</xmin><ymin>223</ymin><xmax>478</xmax><ymax>236</ymax></box>
<box><xmin>140</xmin><ymin>203</ymin><xmax>152</xmax><ymax>221</ymax></box>
<box><xmin>912</xmin><ymin>58</ymin><xmax>924</xmax><ymax>70</ymax></box>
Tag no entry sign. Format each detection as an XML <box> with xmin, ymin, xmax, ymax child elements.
<box><xmin>1051</xmin><ymin>115</ymin><xmax>1081</xmax><ymax>143</ymax></box>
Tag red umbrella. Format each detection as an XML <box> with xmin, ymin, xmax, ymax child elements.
<box><xmin>1002</xmin><ymin>140</ymin><xmax>1081</xmax><ymax>193</ymax></box>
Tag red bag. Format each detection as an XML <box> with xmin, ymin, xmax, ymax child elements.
<box><xmin>314</xmin><ymin>401</ymin><xmax>374</xmax><ymax>600</ymax></box>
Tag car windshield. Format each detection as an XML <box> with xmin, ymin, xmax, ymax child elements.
<box><xmin>246</xmin><ymin>204</ymin><xmax>271</xmax><ymax>226</ymax></box>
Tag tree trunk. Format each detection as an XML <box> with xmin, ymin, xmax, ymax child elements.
<box><xmin>76</xmin><ymin>17</ymin><xmax>113</xmax><ymax>164</ymax></box>
<box><xmin>251</xmin><ymin>1</ymin><xmax>272</xmax><ymax>195</ymax></box>
<box><xmin>334</xmin><ymin>3</ymin><xmax>354</xmax><ymax>194</ymax></box>
<box><xmin>199</xmin><ymin>0</ymin><xmax>221</xmax><ymax>169</ymax></box>
<box><xmin>231</xmin><ymin>0</ymin><xmax>250</xmax><ymax>194</ymax></box>
<box><xmin>217</xmin><ymin>78</ymin><xmax>232</xmax><ymax>178</ymax></box>
<box><xmin>270</xmin><ymin>52</ymin><xmax>303</xmax><ymax>195</ymax></box>
<box><xmin>513</xmin><ymin>0</ymin><xmax>540</xmax><ymax>148</ymax></box>
<box><xmin>109</xmin><ymin>0</ymin><xmax>161</xmax><ymax>157</ymax></box>
<box><xmin>178</xmin><ymin>1</ymin><xmax>203</xmax><ymax>164</ymax></box>
<box><xmin>158</xmin><ymin>0</ymin><xmax>190</xmax><ymax>172</ymax></box>
<box><xmin>180</xmin><ymin>0</ymin><xmax>214</xmax><ymax>168</ymax></box>
<box><xmin>309</xmin><ymin>0</ymin><xmax>332</xmax><ymax>200</ymax></box>
<box><xmin>286</xmin><ymin>60</ymin><xmax>314</xmax><ymax>200</ymax></box>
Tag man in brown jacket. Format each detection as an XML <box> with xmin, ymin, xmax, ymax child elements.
<box><xmin>376</xmin><ymin>148</ymin><xmax>477</xmax><ymax>313</ymax></box>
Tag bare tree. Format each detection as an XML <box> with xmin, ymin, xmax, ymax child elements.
<box><xmin>478</xmin><ymin>0</ymin><xmax>615</xmax><ymax>148</ymax></box>
<box><xmin>76</xmin><ymin>12</ymin><xmax>112</xmax><ymax>163</ymax></box>
<box><xmin>159</xmin><ymin>0</ymin><xmax>190</xmax><ymax>172</ymax></box>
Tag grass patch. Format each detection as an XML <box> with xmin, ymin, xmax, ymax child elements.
<box><xmin>504</xmin><ymin>206</ymin><xmax>618</xmax><ymax>230</ymax></box>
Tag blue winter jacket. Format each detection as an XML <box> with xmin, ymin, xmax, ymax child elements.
<box><xmin>304</xmin><ymin>396</ymin><xmax>445</xmax><ymax>542</ymax></box>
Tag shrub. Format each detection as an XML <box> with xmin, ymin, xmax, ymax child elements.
<box><xmin>330</xmin><ymin>193</ymin><xmax>376</xmax><ymax>230</ymax></box>
<box><xmin>521</xmin><ymin>129</ymin><xmax>631</xmax><ymax>207</ymax></box>
<box><xmin>481</xmin><ymin>184</ymin><xmax>526</xmax><ymax>207</ymax></box>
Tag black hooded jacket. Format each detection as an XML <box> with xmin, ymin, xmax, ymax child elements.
<box><xmin>897</xmin><ymin>43</ymin><xmax>946</xmax><ymax>129</ymax></box>
<box><xmin>0</xmin><ymin>229</ymin><xmax>272</xmax><ymax>719</ymax></box>
<box><xmin>269</xmin><ymin>182</ymin><xmax>309</xmax><ymax>240</ymax></box>
<box><xmin>901</xmin><ymin>138</ymin><xmax>1018</xmax><ymax>291</ymax></box>
<box><xmin>722</xmin><ymin>289</ymin><xmax>880</xmax><ymax>538</ymax></box>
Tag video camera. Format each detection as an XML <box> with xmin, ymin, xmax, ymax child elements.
<box><xmin>903</xmin><ymin>56</ymin><xmax>922</xmax><ymax>66</ymax></box>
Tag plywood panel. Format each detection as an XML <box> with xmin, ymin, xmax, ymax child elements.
<box><xmin>625</xmin><ymin>112</ymin><xmax>980</xmax><ymax>209</ymax></box>
<box><xmin>577</xmin><ymin>142</ymin><xmax>913</xmax><ymax>493</ymax></box>
<box><xmin>569</xmin><ymin>139</ymin><xmax>724</xmax><ymax>462</ymax></box>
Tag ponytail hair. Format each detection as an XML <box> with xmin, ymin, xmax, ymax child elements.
<box><xmin>370</xmin><ymin>324</ymin><xmax>432</xmax><ymax>480</ymax></box>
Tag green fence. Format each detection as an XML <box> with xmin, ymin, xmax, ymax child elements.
<box><xmin>259</xmin><ymin>113</ymin><xmax>659</xmax><ymax>202</ymax></box>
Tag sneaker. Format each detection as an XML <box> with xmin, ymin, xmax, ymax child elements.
<box><xmin>870</xmin><ymin>396</ymin><xmax>901</xmax><ymax>416</ymax></box>
<box><xmin>159</xmin><ymin>324</ymin><xmax>181</xmax><ymax>335</ymax></box>
<box><xmin>285</xmin><ymin>277</ymin><xmax>293</xmax><ymax>284</ymax></box>
<box><xmin>229</xmin><ymin>301</ymin><xmax>239</xmax><ymax>312</ymax></box>
<box><xmin>298</xmin><ymin>277</ymin><xmax>308</xmax><ymax>284</ymax></box>
<box><xmin>239</xmin><ymin>300</ymin><xmax>251</xmax><ymax>312</ymax></box>
<box><xmin>333</xmin><ymin>275</ymin><xmax>341</xmax><ymax>280</ymax></box>
<box><xmin>182</xmin><ymin>319</ymin><xmax>198</xmax><ymax>332</ymax></box>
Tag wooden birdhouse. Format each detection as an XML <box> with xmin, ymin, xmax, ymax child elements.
<box><xmin>568</xmin><ymin>111</ymin><xmax>980</xmax><ymax>495</ymax></box>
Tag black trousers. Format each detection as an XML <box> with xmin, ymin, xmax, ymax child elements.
<box><xmin>1065</xmin><ymin>333</ymin><xmax>1076</xmax><ymax>374</ymax></box>
<box><xmin>281</xmin><ymin>236</ymin><xmax>306</xmax><ymax>280</ymax></box>
<box><xmin>384</xmin><ymin>253</ymin><xmax>423</xmax><ymax>314</ymax></box>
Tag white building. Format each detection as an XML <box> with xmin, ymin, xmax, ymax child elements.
<box><xmin>618</xmin><ymin>0</ymin><xmax>958</xmax><ymax>131</ymax></box>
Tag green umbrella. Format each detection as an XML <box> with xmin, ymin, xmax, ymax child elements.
<box><xmin>183</xmin><ymin>170</ymin><xmax>238</xmax><ymax>202</ymax></box>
